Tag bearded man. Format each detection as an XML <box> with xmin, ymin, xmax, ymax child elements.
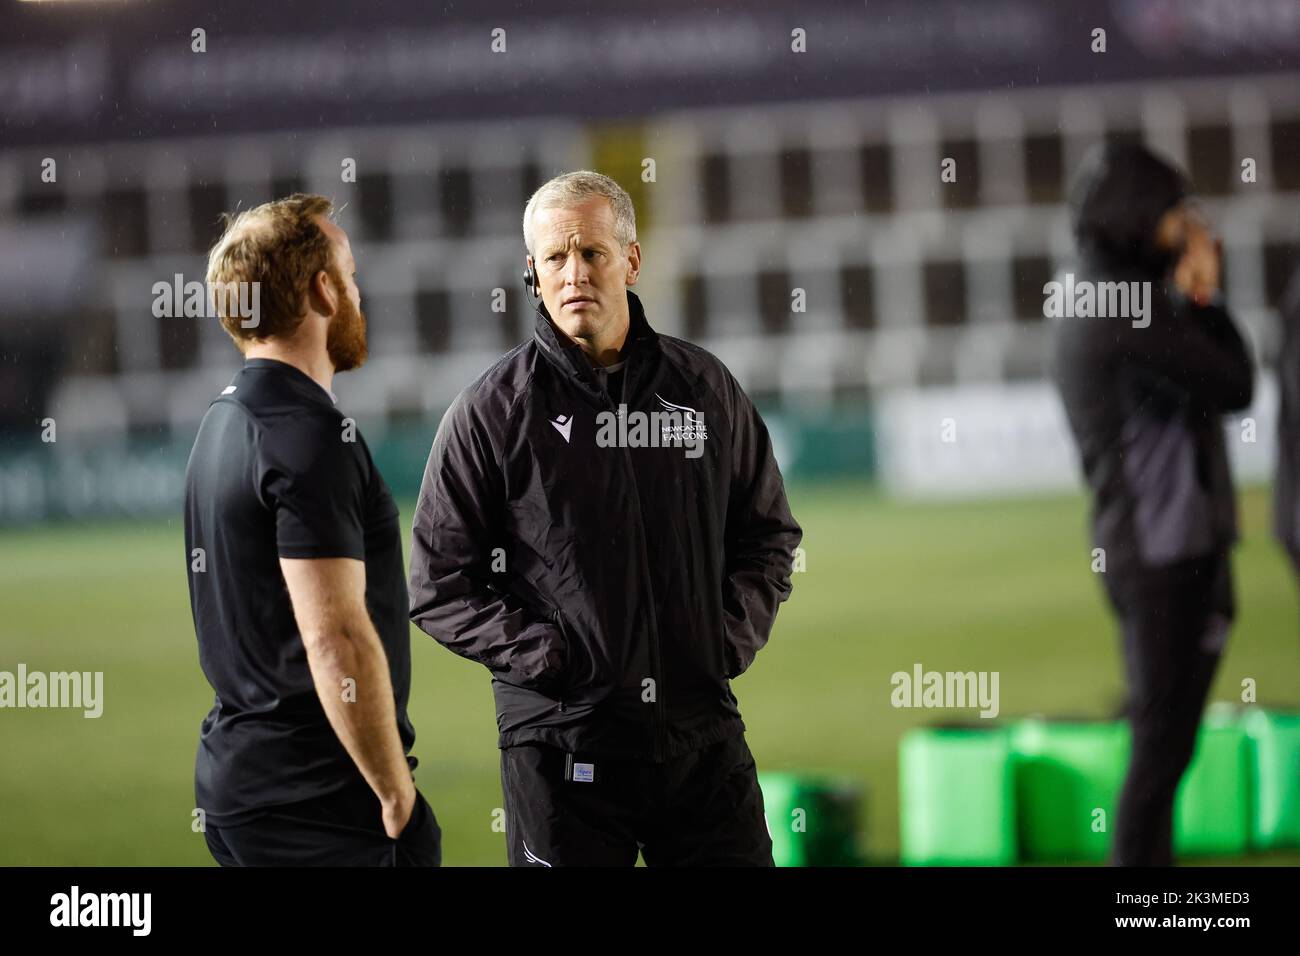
<box><xmin>184</xmin><ymin>194</ymin><xmax>439</xmax><ymax>866</ymax></box>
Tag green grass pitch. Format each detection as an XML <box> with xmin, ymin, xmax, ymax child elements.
<box><xmin>1</xmin><ymin>482</ymin><xmax>1297</xmax><ymax>865</ymax></box>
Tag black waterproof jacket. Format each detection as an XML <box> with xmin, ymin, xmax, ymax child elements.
<box><xmin>1052</xmin><ymin>144</ymin><xmax>1254</xmax><ymax>575</ymax></box>
<box><xmin>409</xmin><ymin>291</ymin><xmax>802</xmax><ymax>760</ymax></box>
<box><xmin>1274</xmin><ymin>268</ymin><xmax>1300</xmax><ymax>559</ymax></box>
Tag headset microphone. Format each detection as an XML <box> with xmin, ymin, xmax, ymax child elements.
<box><xmin>523</xmin><ymin>257</ymin><xmax>549</xmax><ymax>323</ymax></box>
<box><xmin>523</xmin><ymin>257</ymin><xmax>540</xmax><ymax>299</ymax></box>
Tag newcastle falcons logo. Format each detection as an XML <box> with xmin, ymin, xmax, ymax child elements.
<box><xmin>594</xmin><ymin>394</ymin><xmax>709</xmax><ymax>459</ymax></box>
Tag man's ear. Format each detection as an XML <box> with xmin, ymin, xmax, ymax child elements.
<box><xmin>306</xmin><ymin>268</ymin><xmax>339</xmax><ymax>315</ymax></box>
<box><xmin>625</xmin><ymin>241</ymin><xmax>642</xmax><ymax>287</ymax></box>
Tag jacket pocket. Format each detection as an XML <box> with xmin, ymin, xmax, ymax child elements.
<box><xmin>549</xmin><ymin>608</ymin><xmax>575</xmax><ymax>711</ymax></box>
<box><xmin>546</xmin><ymin>605</ymin><xmax>602</xmax><ymax>710</ymax></box>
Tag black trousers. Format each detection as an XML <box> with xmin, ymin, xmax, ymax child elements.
<box><xmin>204</xmin><ymin>779</ymin><xmax>441</xmax><ymax>867</ymax></box>
<box><xmin>500</xmin><ymin>732</ymin><xmax>774</xmax><ymax>866</ymax></box>
<box><xmin>1103</xmin><ymin>552</ymin><xmax>1231</xmax><ymax>866</ymax></box>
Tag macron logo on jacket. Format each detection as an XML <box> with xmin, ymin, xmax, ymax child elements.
<box><xmin>550</xmin><ymin>414</ymin><xmax>573</xmax><ymax>443</ymax></box>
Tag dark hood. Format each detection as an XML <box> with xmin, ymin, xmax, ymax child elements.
<box><xmin>1068</xmin><ymin>142</ymin><xmax>1190</xmax><ymax>276</ymax></box>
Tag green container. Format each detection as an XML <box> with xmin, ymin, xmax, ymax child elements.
<box><xmin>1174</xmin><ymin>715</ymin><xmax>1250</xmax><ymax>857</ymax></box>
<box><xmin>758</xmin><ymin>773</ymin><xmax>863</xmax><ymax>866</ymax></box>
<box><xmin>1237</xmin><ymin>708</ymin><xmax>1300</xmax><ymax>851</ymax></box>
<box><xmin>1010</xmin><ymin>719</ymin><xmax>1129</xmax><ymax>863</ymax></box>
<box><xmin>898</xmin><ymin>726</ymin><xmax>1015</xmax><ymax>866</ymax></box>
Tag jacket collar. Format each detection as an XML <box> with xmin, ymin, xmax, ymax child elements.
<box><xmin>533</xmin><ymin>290</ymin><xmax>658</xmax><ymax>396</ymax></box>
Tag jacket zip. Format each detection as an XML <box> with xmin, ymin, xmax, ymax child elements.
<box><xmin>603</xmin><ymin>357</ymin><xmax>668</xmax><ymax>761</ymax></box>
<box><xmin>550</xmin><ymin>608</ymin><xmax>567</xmax><ymax>713</ymax></box>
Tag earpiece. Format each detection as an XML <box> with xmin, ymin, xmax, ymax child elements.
<box><xmin>523</xmin><ymin>258</ymin><xmax>540</xmax><ymax>299</ymax></box>
<box><xmin>522</xmin><ymin>257</ymin><xmax>549</xmax><ymax>325</ymax></box>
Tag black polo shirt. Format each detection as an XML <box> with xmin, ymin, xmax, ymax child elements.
<box><xmin>184</xmin><ymin>358</ymin><xmax>415</xmax><ymax>825</ymax></box>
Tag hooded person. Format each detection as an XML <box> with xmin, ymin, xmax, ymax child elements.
<box><xmin>1273</xmin><ymin>258</ymin><xmax>1300</xmax><ymax>588</ymax></box>
<box><xmin>1051</xmin><ymin>142</ymin><xmax>1254</xmax><ymax>866</ymax></box>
